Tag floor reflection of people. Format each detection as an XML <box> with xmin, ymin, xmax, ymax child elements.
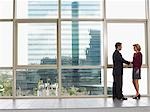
<box><xmin>112</xmin><ymin>99</ymin><xmax>123</xmax><ymax>107</ymax></box>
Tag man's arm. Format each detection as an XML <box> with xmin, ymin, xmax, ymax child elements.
<box><xmin>122</xmin><ymin>58</ymin><xmax>130</xmax><ymax>65</ymax></box>
<box><xmin>115</xmin><ymin>52</ymin><xmax>130</xmax><ymax>65</ymax></box>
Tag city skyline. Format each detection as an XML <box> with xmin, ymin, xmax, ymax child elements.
<box><xmin>15</xmin><ymin>0</ymin><xmax>102</xmax><ymax>96</ymax></box>
<box><xmin>18</xmin><ymin>0</ymin><xmax>101</xmax><ymax>65</ymax></box>
<box><xmin>0</xmin><ymin>0</ymin><xmax>148</xmax><ymax>96</ymax></box>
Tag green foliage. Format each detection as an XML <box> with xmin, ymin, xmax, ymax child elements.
<box><xmin>3</xmin><ymin>80</ymin><xmax>13</xmax><ymax>96</ymax></box>
<box><xmin>67</xmin><ymin>87</ymin><xmax>79</xmax><ymax>96</ymax></box>
<box><xmin>0</xmin><ymin>72</ymin><xmax>12</xmax><ymax>96</ymax></box>
<box><xmin>33</xmin><ymin>88</ymin><xmax>37</xmax><ymax>96</ymax></box>
<box><xmin>61</xmin><ymin>86</ymin><xmax>88</xmax><ymax>96</ymax></box>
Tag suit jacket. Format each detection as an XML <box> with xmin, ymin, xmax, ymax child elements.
<box><xmin>133</xmin><ymin>52</ymin><xmax>142</xmax><ymax>69</ymax></box>
<box><xmin>112</xmin><ymin>50</ymin><xmax>130</xmax><ymax>75</ymax></box>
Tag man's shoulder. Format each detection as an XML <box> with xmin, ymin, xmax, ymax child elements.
<box><xmin>113</xmin><ymin>50</ymin><xmax>119</xmax><ymax>54</ymax></box>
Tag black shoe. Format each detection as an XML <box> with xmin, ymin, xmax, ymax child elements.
<box><xmin>118</xmin><ymin>97</ymin><xmax>127</xmax><ymax>100</ymax></box>
<box><xmin>133</xmin><ymin>94</ymin><xmax>140</xmax><ymax>99</ymax></box>
<box><xmin>121</xmin><ymin>97</ymin><xmax>128</xmax><ymax>100</ymax></box>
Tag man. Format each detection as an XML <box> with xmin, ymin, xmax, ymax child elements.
<box><xmin>112</xmin><ymin>42</ymin><xmax>130</xmax><ymax>100</ymax></box>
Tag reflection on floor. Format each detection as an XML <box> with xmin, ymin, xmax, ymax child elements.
<box><xmin>0</xmin><ymin>97</ymin><xmax>150</xmax><ymax>112</ymax></box>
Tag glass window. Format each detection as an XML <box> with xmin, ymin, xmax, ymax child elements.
<box><xmin>16</xmin><ymin>69</ymin><xmax>58</xmax><ymax>96</ymax></box>
<box><xmin>62</xmin><ymin>69</ymin><xmax>104</xmax><ymax>96</ymax></box>
<box><xmin>106</xmin><ymin>0</ymin><xmax>145</xmax><ymax>19</ymax></box>
<box><xmin>61</xmin><ymin>21</ymin><xmax>103</xmax><ymax>66</ymax></box>
<box><xmin>107</xmin><ymin>23</ymin><xmax>145</xmax><ymax>65</ymax></box>
<box><xmin>149</xmin><ymin>0</ymin><xmax>150</xmax><ymax>17</ymax></box>
<box><xmin>0</xmin><ymin>69</ymin><xmax>13</xmax><ymax>96</ymax></box>
<box><xmin>0</xmin><ymin>22</ymin><xmax>13</xmax><ymax>67</ymax></box>
<box><xmin>107</xmin><ymin>68</ymin><xmax>147</xmax><ymax>95</ymax></box>
<box><xmin>61</xmin><ymin>0</ymin><xmax>103</xmax><ymax>18</ymax></box>
<box><xmin>18</xmin><ymin>23</ymin><xmax>57</xmax><ymax>65</ymax></box>
<box><xmin>0</xmin><ymin>0</ymin><xmax>13</xmax><ymax>19</ymax></box>
<box><xmin>16</xmin><ymin>0</ymin><xmax>58</xmax><ymax>18</ymax></box>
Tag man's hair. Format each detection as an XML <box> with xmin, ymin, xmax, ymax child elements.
<box><xmin>115</xmin><ymin>42</ymin><xmax>122</xmax><ymax>49</ymax></box>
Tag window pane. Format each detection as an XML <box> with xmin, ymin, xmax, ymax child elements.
<box><xmin>61</xmin><ymin>21</ymin><xmax>103</xmax><ymax>66</ymax></box>
<box><xmin>0</xmin><ymin>22</ymin><xmax>12</xmax><ymax>67</ymax></box>
<box><xmin>18</xmin><ymin>23</ymin><xmax>57</xmax><ymax>65</ymax></box>
<box><xmin>61</xmin><ymin>0</ymin><xmax>103</xmax><ymax>18</ymax></box>
<box><xmin>108</xmin><ymin>23</ymin><xmax>145</xmax><ymax>65</ymax></box>
<box><xmin>0</xmin><ymin>0</ymin><xmax>13</xmax><ymax>19</ymax></box>
<box><xmin>16</xmin><ymin>0</ymin><xmax>58</xmax><ymax>18</ymax></box>
<box><xmin>0</xmin><ymin>69</ymin><xmax>13</xmax><ymax>96</ymax></box>
<box><xmin>62</xmin><ymin>69</ymin><xmax>104</xmax><ymax>96</ymax></box>
<box><xmin>149</xmin><ymin>0</ymin><xmax>150</xmax><ymax>17</ymax></box>
<box><xmin>16</xmin><ymin>69</ymin><xmax>58</xmax><ymax>96</ymax></box>
<box><xmin>107</xmin><ymin>68</ymin><xmax>147</xmax><ymax>95</ymax></box>
<box><xmin>106</xmin><ymin>0</ymin><xmax>145</xmax><ymax>19</ymax></box>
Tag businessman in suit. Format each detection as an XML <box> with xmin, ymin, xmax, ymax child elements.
<box><xmin>112</xmin><ymin>42</ymin><xmax>130</xmax><ymax>100</ymax></box>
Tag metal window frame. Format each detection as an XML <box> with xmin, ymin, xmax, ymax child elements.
<box><xmin>106</xmin><ymin>21</ymin><xmax>148</xmax><ymax>96</ymax></box>
<box><xmin>146</xmin><ymin>0</ymin><xmax>150</xmax><ymax>96</ymax></box>
<box><xmin>0</xmin><ymin>0</ymin><xmax>149</xmax><ymax>98</ymax></box>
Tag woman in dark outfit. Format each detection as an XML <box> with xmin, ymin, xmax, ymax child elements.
<box><xmin>132</xmin><ymin>44</ymin><xmax>142</xmax><ymax>99</ymax></box>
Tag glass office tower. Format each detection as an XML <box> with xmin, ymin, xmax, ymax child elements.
<box><xmin>0</xmin><ymin>0</ymin><xmax>148</xmax><ymax>97</ymax></box>
<box><xmin>16</xmin><ymin>0</ymin><xmax>102</xmax><ymax>96</ymax></box>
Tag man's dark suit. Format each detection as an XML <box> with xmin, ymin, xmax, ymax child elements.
<box><xmin>112</xmin><ymin>50</ymin><xmax>130</xmax><ymax>99</ymax></box>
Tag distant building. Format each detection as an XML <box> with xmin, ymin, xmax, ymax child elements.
<box><xmin>86</xmin><ymin>30</ymin><xmax>101</xmax><ymax>65</ymax></box>
<box><xmin>72</xmin><ymin>1</ymin><xmax>79</xmax><ymax>65</ymax></box>
<box><xmin>16</xmin><ymin>0</ymin><xmax>102</xmax><ymax>96</ymax></box>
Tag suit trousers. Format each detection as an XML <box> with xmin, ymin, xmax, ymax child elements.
<box><xmin>112</xmin><ymin>74</ymin><xmax>123</xmax><ymax>99</ymax></box>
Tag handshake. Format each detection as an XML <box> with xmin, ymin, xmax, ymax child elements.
<box><xmin>129</xmin><ymin>62</ymin><xmax>132</xmax><ymax>65</ymax></box>
<box><xmin>125</xmin><ymin>61</ymin><xmax>133</xmax><ymax>68</ymax></box>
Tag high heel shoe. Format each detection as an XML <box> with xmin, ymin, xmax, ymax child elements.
<box><xmin>133</xmin><ymin>94</ymin><xmax>140</xmax><ymax>99</ymax></box>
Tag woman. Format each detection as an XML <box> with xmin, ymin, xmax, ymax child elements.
<box><xmin>132</xmin><ymin>44</ymin><xmax>142</xmax><ymax>99</ymax></box>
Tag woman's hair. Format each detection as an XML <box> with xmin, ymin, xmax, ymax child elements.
<box><xmin>133</xmin><ymin>44</ymin><xmax>141</xmax><ymax>51</ymax></box>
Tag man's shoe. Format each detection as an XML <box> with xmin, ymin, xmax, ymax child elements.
<box><xmin>121</xmin><ymin>97</ymin><xmax>127</xmax><ymax>100</ymax></box>
<box><xmin>117</xmin><ymin>97</ymin><xmax>127</xmax><ymax>100</ymax></box>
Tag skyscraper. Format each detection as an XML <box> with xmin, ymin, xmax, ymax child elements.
<box><xmin>28</xmin><ymin>1</ymin><xmax>57</xmax><ymax>64</ymax></box>
<box><xmin>72</xmin><ymin>2</ymin><xmax>79</xmax><ymax>65</ymax></box>
<box><xmin>17</xmin><ymin>0</ymin><xmax>101</xmax><ymax>96</ymax></box>
<box><xmin>86</xmin><ymin>30</ymin><xmax>101</xmax><ymax>65</ymax></box>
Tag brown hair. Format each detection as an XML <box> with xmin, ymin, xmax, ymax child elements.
<box><xmin>133</xmin><ymin>44</ymin><xmax>141</xmax><ymax>51</ymax></box>
<box><xmin>115</xmin><ymin>42</ymin><xmax>122</xmax><ymax>49</ymax></box>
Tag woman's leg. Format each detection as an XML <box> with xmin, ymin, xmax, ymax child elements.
<box><xmin>134</xmin><ymin>79</ymin><xmax>139</xmax><ymax>96</ymax></box>
<box><xmin>132</xmin><ymin>80</ymin><xmax>136</xmax><ymax>90</ymax></box>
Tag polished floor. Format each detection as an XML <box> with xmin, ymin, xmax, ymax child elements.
<box><xmin>0</xmin><ymin>97</ymin><xmax>150</xmax><ymax>112</ymax></box>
